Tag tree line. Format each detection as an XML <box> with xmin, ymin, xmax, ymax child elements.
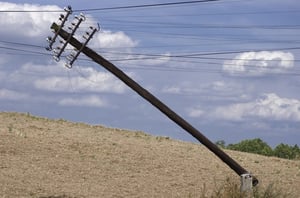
<box><xmin>215</xmin><ymin>138</ymin><xmax>300</xmax><ymax>160</ymax></box>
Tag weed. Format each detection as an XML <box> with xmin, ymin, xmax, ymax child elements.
<box><xmin>8</xmin><ymin>124</ymin><xmax>13</xmax><ymax>133</ymax></box>
<box><xmin>253</xmin><ymin>183</ymin><xmax>290</xmax><ymax>198</ymax></box>
<box><xmin>198</xmin><ymin>177</ymin><xmax>290</xmax><ymax>198</ymax></box>
<box><xmin>156</xmin><ymin>136</ymin><xmax>170</xmax><ymax>142</ymax></box>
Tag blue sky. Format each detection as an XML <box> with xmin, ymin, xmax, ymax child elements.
<box><xmin>0</xmin><ymin>0</ymin><xmax>299</xmax><ymax>147</ymax></box>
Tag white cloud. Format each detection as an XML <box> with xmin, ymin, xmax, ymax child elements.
<box><xmin>6</xmin><ymin>62</ymin><xmax>127</xmax><ymax>94</ymax></box>
<box><xmin>33</xmin><ymin>64</ymin><xmax>127</xmax><ymax>94</ymax></box>
<box><xmin>0</xmin><ymin>2</ymin><xmax>139</xmax><ymax>54</ymax></box>
<box><xmin>223</xmin><ymin>51</ymin><xmax>294</xmax><ymax>76</ymax></box>
<box><xmin>188</xmin><ymin>108</ymin><xmax>204</xmax><ymax>118</ymax></box>
<box><xmin>161</xmin><ymin>80</ymin><xmax>245</xmax><ymax>99</ymax></box>
<box><xmin>212</xmin><ymin>93</ymin><xmax>300</xmax><ymax>121</ymax></box>
<box><xmin>0</xmin><ymin>89</ymin><xmax>29</xmax><ymax>100</ymax></box>
<box><xmin>93</xmin><ymin>30</ymin><xmax>138</xmax><ymax>49</ymax></box>
<box><xmin>59</xmin><ymin>95</ymin><xmax>108</xmax><ymax>108</ymax></box>
<box><xmin>0</xmin><ymin>2</ymin><xmax>60</xmax><ymax>37</ymax></box>
<box><xmin>161</xmin><ymin>85</ymin><xmax>182</xmax><ymax>94</ymax></box>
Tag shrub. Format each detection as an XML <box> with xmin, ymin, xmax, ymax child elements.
<box><xmin>273</xmin><ymin>144</ymin><xmax>300</xmax><ymax>160</ymax></box>
<box><xmin>227</xmin><ymin>138</ymin><xmax>273</xmax><ymax>156</ymax></box>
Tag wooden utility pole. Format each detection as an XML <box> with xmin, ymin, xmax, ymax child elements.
<box><xmin>48</xmin><ymin>9</ymin><xmax>258</xmax><ymax>189</ymax></box>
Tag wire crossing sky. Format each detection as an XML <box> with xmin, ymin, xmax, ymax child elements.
<box><xmin>0</xmin><ymin>0</ymin><xmax>222</xmax><ymax>12</ymax></box>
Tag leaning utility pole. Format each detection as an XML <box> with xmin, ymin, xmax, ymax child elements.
<box><xmin>47</xmin><ymin>7</ymin><xmax>258</xmax><ymax>192</ymax></box>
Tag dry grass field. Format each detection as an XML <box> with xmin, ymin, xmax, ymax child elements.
<box><xmin>0</xmin><ymin>112</ymin><xmax>299</xmax><ymax>197</ymax></box>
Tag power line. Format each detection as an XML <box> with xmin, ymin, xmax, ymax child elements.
<box><xmin>1</xmin><ymin>44</ymin><xmax>299</xmax><ymax>76</ymax></box>
<box><xmin>97</xmin><ymin>28</ymin><xmax>300</xmax><ymax>45</ymax></box>
<box><xmin>0</xmin><ymin>46</ymin><xmax>50</xmax><ymax>55</ymax></box>
<box><xmin>1</xmin><ymin>41</ymin><xmax>299</xmax><ymax>61</ymax></box>
<box><xmin>98</xmin><ymin>47</ymin><xmax>300</xmax><ymax>60</ymax></box>
<box><xmin>100</xmin><ymin>19</ymin><xmax>300</xmax><ymax>30</ymax></box>
<box><xmin>73</xmin><ymin>0</ymin><xmax>223</xmax><ymax>12</ymax></box>
<box><xmin>0</xmin><ymin>40</ymin><xmax>44</xmax><ymax>49</ymax></box>
<box><xmin>0</xmin><ymin>0</ymin><xmax>222</xmax><ymax>13</ymax></box>
<box><xmin>97</xmin><ymin>9</ymin><xmax>300</xmax><ymax>18</ymax></box>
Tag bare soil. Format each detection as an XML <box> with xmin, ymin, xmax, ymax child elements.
<box><xmin>0</xmin><ymin>112</ymin><xmax>299</xmax><ymax>197</ymax></box>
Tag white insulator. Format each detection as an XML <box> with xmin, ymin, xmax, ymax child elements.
<box><xmin>65</xmin><ymin>63</ymin><xmax>73</xmax><ymax>69</ymax></box>
<box><xmin>46</xmin><ymin>36</ymin><xmax>52</xmax><ymax>43</ymax></box>
<box><xmin>53</xmin><ymin>55</ymin><xmax>60</xmax><ymax>62</ymax></box>
<box><xmin>80</xmin><ymin>13</ymin><xmax>86</xmax><ymax>21</ymax></box>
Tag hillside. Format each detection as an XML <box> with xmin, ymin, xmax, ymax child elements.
<box><xmin>0</xmin><ymin>112</ymin><xmax>299</xmax><ymax>197</ymax></box>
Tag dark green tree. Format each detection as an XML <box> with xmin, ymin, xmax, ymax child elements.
<box><xmin>274</xmin><ymin>144</ymin><xmax>300</xmax><ymax>159</ymax></box>
<box><xmin>292</xmin><ymin>144</ymin><xmax>300</xmax><ymax>159</ymax></box>
<box><xmin>227</xmin><ymin>138</ymin><xmax>273</xmax><ymax>156</ymax></box>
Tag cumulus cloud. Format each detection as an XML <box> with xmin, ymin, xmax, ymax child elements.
<box><xmin>0</xmin><ymin>2</ymin><xmax>139</xmax><ymax>53</ymax></box>
<box><xmin>223</xmin><ymin>51</ymin><xmax>294</xmax><ymax>76</ymax></box>
<box><xmin>58</xmin><ymin>95</ymin><xmax>108</xmax><ymax>108</ymax></box>
<box><xmin>0</xmin><ymin>2</ymin><xmax>60</xmax><ymax>37</ymax></box>
<box><xmin>212</xmin><ymin>93</ymin><xmax>300</xmax><ymax>121</ymax></box>
<box><xmin>93</xmin><ymin>30</ymin><xmax>138</xmax><ymax>49</ymax></box>
<box><xmin>161</xmin><ymin>81</ymin><xmax>245</xmax><ymax>99</ymax></box>
<box><xmin>32</xmin><ymin>64</ymin><xmax>127</xmax><ymax>94</ymax></box>
<box><xmin>6</xmin><ymin>62</ymin><xmax>127</xmax><ymax>94</ymax></box>
<box><xmin>162</xmin><ymin>86</ymin><xmax>182</xmax><ymax>94</ymax></box>
<box><xmin>188</xmin><ymin>108</ymin><xmax>204</xmax><ymax>118</ymax></box>
<box><xmin>0</xmin><ymin>89</ymin><xmax>29</xmax><ymax>100</ymax></box>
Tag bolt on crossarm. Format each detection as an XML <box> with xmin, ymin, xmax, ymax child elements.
<box><xmin>50</xmin><ymin>22</ymin><xmax>258</xmax><ymax>190</ymax></box>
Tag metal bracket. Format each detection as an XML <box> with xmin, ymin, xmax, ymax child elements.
<box><xmin>46</xmin><ymin>6</ymin><xmax>72</xmax><ymax>51</ymax></box>
<box><xmin>53</xmin><ymin>13</ymin><xmax>85</xmax><ymax>61</ymax></box>
<box><xmin>65</xmin><ymin>26</ymin><xmax>98</xmax><ymax>68</ymax></box>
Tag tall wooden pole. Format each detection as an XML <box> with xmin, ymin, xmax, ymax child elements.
<box><xmin>51</xmin><ymin>23</ymin><xmax>258</xmax><ymax>186</ymax></box>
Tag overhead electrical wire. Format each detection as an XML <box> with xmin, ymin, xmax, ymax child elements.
<box><xmin>96</xmin><ymin>9</ymin><xmax>300</xmax><ymax>18</ymax></box>
<box><xmin>75</xmin><ymin>0</ymin><xmax>224</xmax><ymax>12</ymax></box>
<box><xmin>0</xmin><ymin>0</ymin><xmax>223</xmax><ymax>13</ymax></box>
<box><xmin>0</xmin><ymin>44</ymin><xmax>300</xmax><ymax>75</ymax></box>
<box><xmin>95</xmin><ymin>29</ymin><xmax>299</xmax><ymax>45</ymax></box>
<box><xmin>0</xmin><ymin>45</ymin><xmax>50</xmax><ymax>56</ymax></box>
<box><xmin>0</xmin><ymin>40</ymin><xmax>44</xmax><ymax>49</ymax></box>
<box><xmin>1</xmin><ymin>40</ymin><xmax>299</xmax><ymax>60</ymax></box>
<box><xmin>99</xmin><ymin>19</ymin><xmax>300</xmax><ymax>30</ymax></box>
<box><xmin>1</xmin><ymin>44</ymin><xmax>300</xmax><ymax>76</ymax></box>
<box><xmin>98</xmin><ymin>50</ymin><xmax>299</xmax><ymax>62</ymax></box>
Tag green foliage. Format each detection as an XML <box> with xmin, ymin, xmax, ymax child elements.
<box><xmin>216</xmin><ymin>138</ymin><xmax>300</xmax><ymax>160</ymax></box>
<box><xmin>273</xmin><ymin>144</ymin><xmax>300</xmax><ymax>160</ymax></box>
<box><xmin>227</xmin><ymin>138</ymin><xmax>273</xmax><ymax>156</ymax></box>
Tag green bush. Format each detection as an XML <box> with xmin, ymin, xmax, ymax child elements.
<box><xmin>273</xmin><ymin>144</ymin><xmax>300</xmax><ymax>160</ymax></box>
<box><xmin>216</xmin><ymin>139</ymin><xmax>300</xmax><ymax>160</ymax></box>
<box><xmin>227</xmin><ymin>138</ymin><xmax>273</xmax><ymax>156</ymax></box>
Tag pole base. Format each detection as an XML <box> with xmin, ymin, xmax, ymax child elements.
<box><xmin>240</xmin><ymin>173</ymin><xmax>253</xmax><ymax>193</ymax></box>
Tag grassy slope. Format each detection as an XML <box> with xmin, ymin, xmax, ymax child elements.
<box><xmin>0</xmin><ymin>112</ymin><xmax>299</xmax><ymax>197</ymax></box>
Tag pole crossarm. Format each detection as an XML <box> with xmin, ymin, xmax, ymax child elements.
<box><xmin>50</xmin><ymin>22</ymin><xmax>258</xmax><ymax>187</ymax></box>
